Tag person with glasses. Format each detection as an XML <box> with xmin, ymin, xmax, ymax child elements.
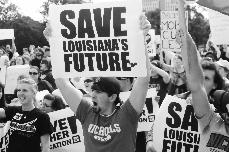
<box><xmin>29</xmin><ymin>66</ymin><xmax>54</xmax><ymax>93</ymax></box>
<box><xmin>41</xmin><ymin>93</ymin><xmax>66</xmax><ymax>113</ymax></box>
<box><xmin>0</xmin><ymin>78</ymin><xmax>53</xmax><ymax>152</ymax></box>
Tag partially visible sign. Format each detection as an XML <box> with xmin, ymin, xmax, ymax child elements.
<box><xmin>0</xmin><ymin>29</ymin><xmax>14</xmax><ymax>40</ymax></box>
<box><xmin>49</xmin><ymin>0</ymin><xmax>147</xmax><ymax>78</ymax></box>
<box><xmin>5</xmin><ymin>65</ymin><xmax>30</xmax><ymax>94</ymax></box>
<box><xmin>48</xmin><ymin>108</ymin><xmax>85</xmax><ymax>152</ymax></box>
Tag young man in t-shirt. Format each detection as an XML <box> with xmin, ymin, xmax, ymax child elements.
<box><xmin>44</xmin><ymin>14</ymin><xmax>151</xmax><ymax>152</ymax></box>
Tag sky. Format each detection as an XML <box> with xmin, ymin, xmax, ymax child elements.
<box><xmin>8</xmin><ymin>0</ymin><xmax>208</xmax><ymax>21</ymax></box>
<box><xmin>8</xmin><ymin>0</ymin><xmax>110</xmax><ymax>21</ymax></box>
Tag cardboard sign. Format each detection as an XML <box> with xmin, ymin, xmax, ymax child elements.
<box><xmin>153</xmin><ymin>95</ymin><xmax>201</xmax><ymax>152</ymax></box>
<box><xmin>0</xmin><ymin>29</ymin><xmax>14</xmax><ymax>40</ymax></box>
<box><xmin>49</xmin><ymin>0</ymin><xmax>147</xmax><ymax>78</ymax></box>
<box><xmin>120</xmin><ymin>88</ymin><xmax>159</xmax><ymax>132</ymax></box>
<box><xmin>161</xmin><ymin>11</ymin><xmax>181</xmax><ymax>54</ymax></box>
<box><xmin>5</xmin><ymin>65</ymin><xmax>30</xmax><ymax>94</ymax></box>
<box><xmin>48</xmin><ymin>108</ymin><xmax>85</xmax><ymax>152</ymax></box>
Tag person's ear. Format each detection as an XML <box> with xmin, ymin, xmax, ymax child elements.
<box><xmin>109</xmin><ymin>94</ymin><xmax>117</xmax><ymax>103</ymax></box>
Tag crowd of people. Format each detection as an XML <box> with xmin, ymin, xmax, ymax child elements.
<box><xmin>0</xmin><ymin>0</ymin><xmax>228</xmax><ymax>152</ymax></box>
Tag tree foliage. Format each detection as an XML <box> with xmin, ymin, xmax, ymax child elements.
<box><xmin>0</xmin><ymin>0</ymin><xmax>21</xmax><ymax>22</ymax></box>
<box><xmin>145</xmin><ymin>6</ymin><xmax>210</xmax><ymax>46</ymax></box>
<box><xmin>40</xmin><ymin>0</ymin><xmax>84</xmax><ymax>21</ymax></box>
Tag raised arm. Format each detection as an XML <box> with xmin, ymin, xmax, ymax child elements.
<box><xmin>150</xmin><ymin>63</ymin><xmax>170</xmax><ymax>84</ymax></box>
<box><xmin>55</xmin><ymin>78</ymin><xmax>83</xmax><ymax>113</ymax></box>
<box><xmin>178</xmin><ymin>0</ymin><xmax>210</xmax><ymax>118</ymax></box>
<box><xmin>129</xmin><ymin>14</ymin><xmax>151</xmax><ymax>114</ymax></box>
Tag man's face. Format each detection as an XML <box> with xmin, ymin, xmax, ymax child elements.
<box><xmin>6</xmin><ymin>45</ymin><xmax>10</xmax><ymax>51</ymax></box>
<box><xmin>40</xmin><ymin>63</ymin><xmax>47</xmax><ymax>72</ymax></box>
<box><xmin>91</xmin><ymin>90</ymin><xmax>111</xmax><ymax>113</ymax></box>
<box><xmin>203</xmin><ymin>69</ymin><xmax>216</xmax><ymax>95</ymax></box>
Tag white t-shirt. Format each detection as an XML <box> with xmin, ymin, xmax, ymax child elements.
<box><xmin>198</xmin><ymin>109</ymin><xmax>229</xmax><ymax>152</ymax></box>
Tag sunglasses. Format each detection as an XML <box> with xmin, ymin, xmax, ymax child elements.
<box><xmin>29</xmin><ymin>72</ymin><xmax>38</xmax><ymax>75</ymax></box>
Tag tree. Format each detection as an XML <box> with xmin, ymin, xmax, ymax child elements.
<box><xmin>0</xmin><ymin>0</ymin><xmax>20</xmax><ymax>22</ymax></box>
<box><xmin>187</xmin><ymin>5</ymin><xmax>210</xmax><ymax>46</ymax></box>
<box><xmin>40</xmin><ymin>0</ymin><xmax>84</xmax><ymax>22</ymax></box>
<box><xmin>145</xmin><ymin>6</ymin><xmax>210</xmax><ymax>46</ymax></box>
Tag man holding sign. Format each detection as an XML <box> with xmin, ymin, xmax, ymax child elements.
<box><xmin>43</xmin><ymin>1</ymin><xmax>151</xmax><ymax>152</ymax></box>
<box><xmin>178</xmin><ymin>0</ymin><xmax>229</xmax><ymax>152</ymax></box>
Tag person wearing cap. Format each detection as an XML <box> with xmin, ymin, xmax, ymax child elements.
<box><xmin>46</xmin><ymin>14</ymin><xmax>151</xmax><ymax>152</ymax></box>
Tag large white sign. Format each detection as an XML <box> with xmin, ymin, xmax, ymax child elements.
<box><xmin>153</xmin><ymin>95</ymin><xmax>201</xmax><ymax>152</ymax></box>
<box><xmin>48</xmin><ymin>108</ymin><xmax>85</xmax><ymax>152</ymax></box>
<box><xmin>5</xmin><ymin>65</ymin><xmax>30</xmax><ymax>94</ymax></box>
<box><xmin>49</xmin><ymin>0</ymin><xmax>147</xmax><ymax>78</ymax></box>
<box><xmin>0</xmin><ymin>29</ymin><xmax>14</xmax><ymax>40</ymax></box>
<box><xmin>208</xmin><ymin>9</ymin><xmax>229</xmax><ymax>45</ymax></box>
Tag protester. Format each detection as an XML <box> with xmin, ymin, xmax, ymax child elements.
<box><xmin>161</xmin><ymin>54</ymin><xmax>187</xmax><ymax>95</ymax></box>
<box><xmin>149</xmin><ymin>60</ymin><xmax>170</xmax><ymax>106</ymax></box>
<box><xmin>0</xmin><ymin>77</ymin><xmax>53</xmax><ymax>152</ymax></box>
<box><xmin>177</xmin><ymin>1</ymin><xmax>229</xmax><ymax>151</ymax></box>
<box><xmin>29</xmin><ymin>66</ymin><xmax>54</xmax><ymax>93</ymax></box>
<box><xmin>41</xmin><ymin>93</ymin><xmax>66</xmax><ymax>113</ymax></box>
<box><xmin>15</xmin><ymin>56</ymin><xmax>25</xmax><ymax>65</ymax></box>
<box><xmin>44</xmin><ymin>13</ymin><xmax>151</xmax><ymax>152</ymax></box>
<box><xmin>30</xmin><ymin>48</ymin><xmax>44</xmax><ymax>69</ymax></box>
<box><xmin>40</xmin><ymin>58</ymin><xmax>57</xmax><ymax>89</ymax></box>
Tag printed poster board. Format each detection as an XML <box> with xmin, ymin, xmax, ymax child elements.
<box><xmin>49</xmin><ymin>0</ymin><xmax>147</xmax><ymax>78</ymax></box>
<box><xmin>153</xmin><ymin>95</ymin><xmax>201</xmax><ymax>152</ymax></box>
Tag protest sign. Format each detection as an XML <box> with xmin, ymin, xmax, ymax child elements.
<box><xmin>0</xmin><ymin>122</ymin><xmax>11</xmax><ymax>152</ymax></box>
<box><xmin>153</xmin><ymin>95</ymin><xmax>201</xmax><ymax>152</ymax></box>
<box><xmin>146</xmin><ymin>29</ymin><xmax>156</xmax><ymax>57</ymax></box>
<box><xmin>5</xmin><ymin>65</ymin><xmax>30</xmax><ymax>94</ymax></box>
<box><xmin>49</xmin><ymin>0</ymin><xmax>146</xmax><ymax>78</ymax></box>
<box><xmin>0</xmin><ymin>29</ymin><xmax>14</xmax><ymax>40</ymax></box>
<box><xmin>161</xmin><ymin>11</ymin><xmax>188</xmax><ymax>54</ymax></box>
<box><xmin>120</xmin><ymin>88</ymin><xmax>159</xmax><ymax>132</ymax></box>
<box><xmin>208</xmin><ymin>9</ymin><xmax>229</xmax><ymax>45</ymax></box>
<box><xmin>48</xmin><ymin>108</ymin><xmax>85</xmax><ymax>152</ymax></box>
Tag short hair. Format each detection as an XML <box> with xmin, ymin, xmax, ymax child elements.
<box><xmin>201</xmin><ymin>60</ymin><xmax>224</xmax><ymax>93</ymax></box>
<box><xmin>30</xmin><ymin>66</ymin><xmax>40</xmax><ymax>73</ymax></box>
<box><xmin>17</xmin><ymin>74</ymin><xmax>30</xmax><ymax>82</ymax></box>
<box><xmin>40</xmin><ymin>58</ymin><xmax>52</xmax><ymax>70</ymax></box>
<box><xmin>17</xmin><ymin>78</ymin><xmax>38</xmax><ymax>93</ymax></box>
<box><xmin>43</xmin><ymin>94</ymin><xmax>66</xmax><ymax>111</ymax></box>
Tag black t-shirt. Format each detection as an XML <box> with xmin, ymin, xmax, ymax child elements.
<box><xmin>4</xmin><ymin>106</ymin><xmax>53</xmax><ymax>152</ymax></box>
<box><xmin>149</xmin><ymin>76</ymin><xmax>169</xmax><ymax>106</ymax></box>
